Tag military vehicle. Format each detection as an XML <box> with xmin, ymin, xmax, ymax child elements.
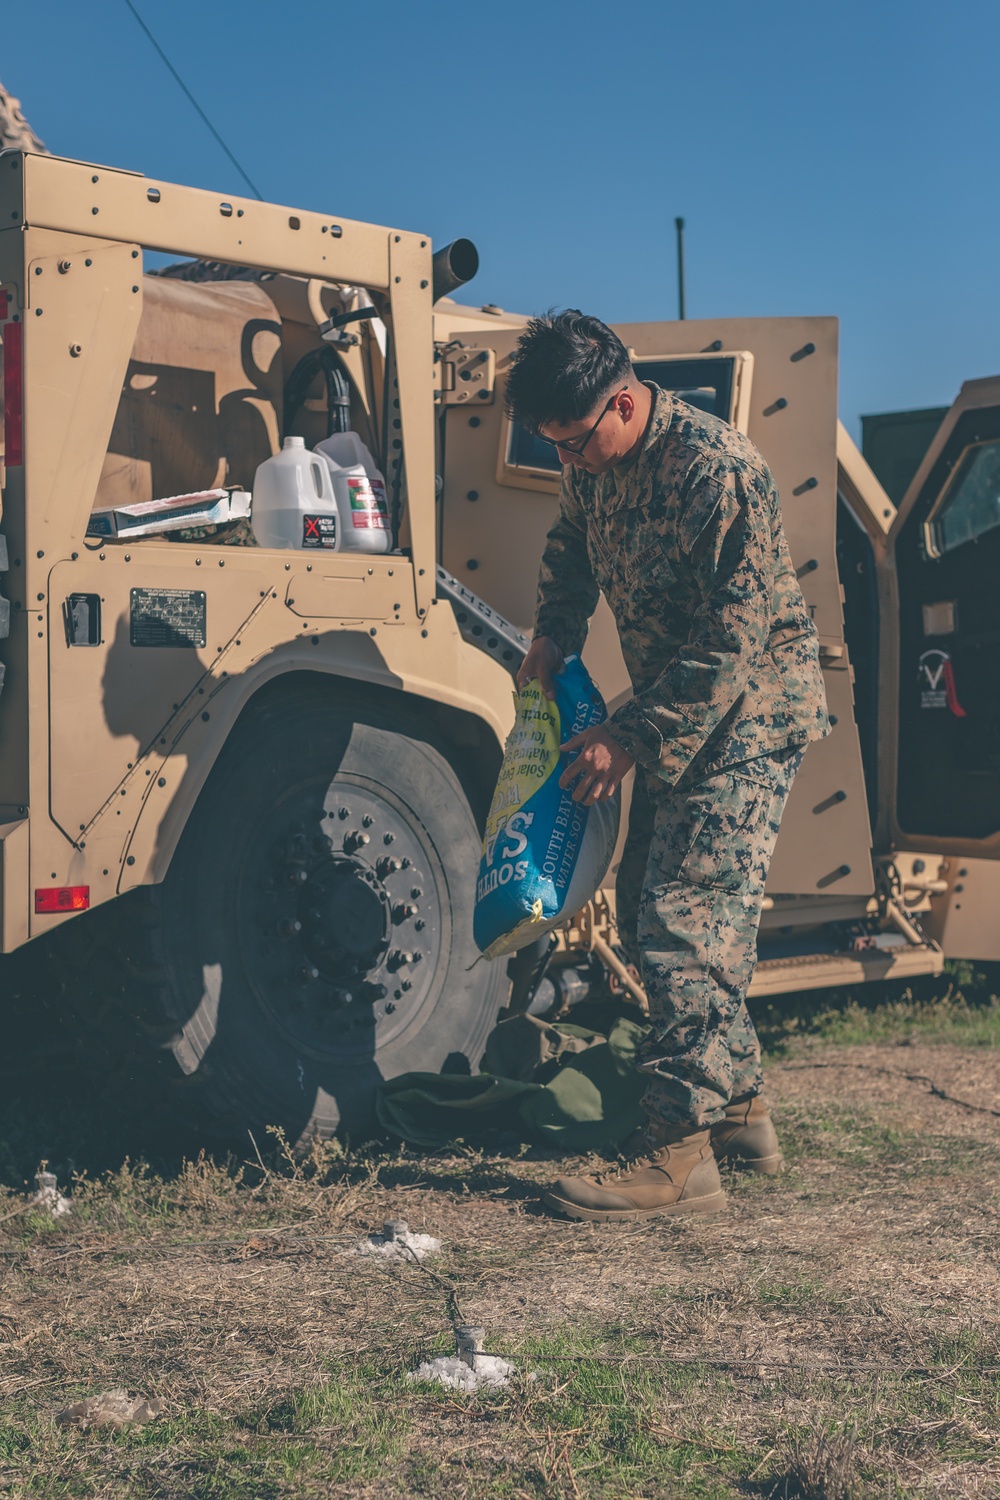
<box><xmin>0</xmin><ymin>142</ymin><xmax>996</xmax><ymax>1146</ymax></box>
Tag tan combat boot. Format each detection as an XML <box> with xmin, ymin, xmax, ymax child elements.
<box><xmin>710</xmin><ymin>1093</ymin><xmax>783</xmax><ymax>1175</ymax></box>
<box><xmin>541</xmin><ymin>1124</ymin><xmax>726</xmax><ymax>1223</ymax></box>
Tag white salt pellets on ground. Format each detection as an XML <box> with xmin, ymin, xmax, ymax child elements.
<box><xmin>407</xmin><ymin>1354</ymin><xmax>515</xmax><ymax>1393</ymax></box>
<box><xmin>30</xmin><ymin>1171</ymin><xmax>71</xmax><ymax>1218</ymax></box>
<box><xmin>352</xmin><ymin>1224</ymin><xmax>441</xmax><ymax>1261</ymax></box>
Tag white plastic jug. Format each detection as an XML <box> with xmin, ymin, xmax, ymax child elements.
<box><xmin>314</xmin><ymin>432</ymin><xmax>392</xmax><ymax>554</ymax></box>
<box><xmin>251</xmin><ymin>436</ymin><xmax>340</xmax><ymax>551</ymax></box>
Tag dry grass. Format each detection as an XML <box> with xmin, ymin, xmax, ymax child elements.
<box><xmin>1</xmin><ymin>1041</ymin><xmax>998</xmax><ymax>1498</ymax></box>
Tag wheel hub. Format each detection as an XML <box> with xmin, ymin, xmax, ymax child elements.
<box><xmin>298</xmin><ymin>858</ymin><xmax>390</xmax><ymax>979</ymax></box>
<box><xmin>242</xmin><ymin>776</ymin><xmax>444</xmax><ymax>1058</ymax></box>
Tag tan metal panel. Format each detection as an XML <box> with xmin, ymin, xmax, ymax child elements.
<box><xmin>388</xmin><ymin>232</ymin><xmax>436</xmax><ymax>618</ymax></box>
<box><xmin>22</xmin><ymin>234</ymin><xmax>142</xmax><ymax>550</ymax></box>
<box><xmin>921</xmin><ymin>857</ymin><xmax>1000</xmax><ymax>961</ymax></box>
<box><xmin>28</xmin><ymin>534</ymin><xmax>515</xmax><ymax>929</ymax></box>
<box><xmin>46</xmin><ymin>551</ymin><xmax>276</xmax><ymax>841</ymax></box>
<box><xmin>0</xmin><ymin>817</ymin><xmax>28</xmax><ymax>952</ymax></box>
<box><xmin>285</xmin><ymin>560</ymin><xmax>412</xmax><ymax>622</ymax></box>
<box><xmin>16</xmin><ymin>152</ymin><xmax>393</xmax><ymax>289</ymax></box>
<box><xmin>766</xmin><ymin>652</ymin><xmax>874</xmax><ymax>896</ymax></box>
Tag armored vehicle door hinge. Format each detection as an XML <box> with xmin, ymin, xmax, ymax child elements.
<box><xmin>436</xmin><ymin>345</ymin><xmax>496</xmax><ymax>406</ymax></box>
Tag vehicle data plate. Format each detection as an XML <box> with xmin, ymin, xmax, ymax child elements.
<box><xmin>130</xmin><ymin>588</ymin><xmax>207</xmax><ymax>648</ymax></box>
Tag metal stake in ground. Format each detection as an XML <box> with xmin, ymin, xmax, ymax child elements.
<box><xmin>455</xmin><ymin>1325</ymin><xmax>485</xmax><ymax>1370</ymax></box>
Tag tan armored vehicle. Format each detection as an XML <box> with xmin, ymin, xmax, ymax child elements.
<box><xmin>0</xmin><ymin>148</ymin><xmax>996</xmax><ymax>1144</ymax></box>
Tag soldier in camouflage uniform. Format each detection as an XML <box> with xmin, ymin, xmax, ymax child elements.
<box><xmin>506</xmin><ymin>311</ymin><xmax>829</xmax><ymax>1222</ymax></box>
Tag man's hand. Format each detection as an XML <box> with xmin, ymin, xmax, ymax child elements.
<box><xmin>559</xmin><ymin>725</ymin><xmax>635</xmax><ymax>805</ymax></box>
<box><xmin>517</xmin><ymin>635</ymin><xmax>564</xmax><ymax>700</ymax></box>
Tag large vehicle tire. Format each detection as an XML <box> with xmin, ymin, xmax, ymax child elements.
<box><xmin>119</xmin><ymin>677</ymin><xmax>506</xmax><ymax>1147</ymax></box>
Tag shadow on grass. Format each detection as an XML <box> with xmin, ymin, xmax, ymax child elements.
<box><xmin>753</xmin><ymin>961</ymin><xmax>1000</xmax><ymax>1056</ymax></box>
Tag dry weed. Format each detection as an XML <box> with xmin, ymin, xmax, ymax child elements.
<box><xmin>771</xmin><ymin>1428</ymin><xmax>861</xmax><ymax>1500</ymax></box>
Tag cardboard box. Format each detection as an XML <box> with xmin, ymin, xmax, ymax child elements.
<box><xmin>87</xmin><ymin>489</ymin><xmax>251</xmax><ymax>540</ymax></box>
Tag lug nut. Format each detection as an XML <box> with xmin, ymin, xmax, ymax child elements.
<box><xmin>362</xmin><ymin>814</ymin><xmax>374</xmax><ymax>827</ymax></box>
<box><xmin>338</xmin><ymin>807</ymin><xmax>350</xmax><ymax>820</ymax></box>
<box><xmin>414</xmin><ymin>919</ymin><xmax>425</xmax><ymax>932</ymax></box>
<box><xmin>387</xmin><ymin>949</ymin><xmax>414</xmax><ymax>971</ymax></box>
<box><xmin>344</xmin><ymin>830</ymin><xmax>370</xmax><ymax>854</ymax></box>
<box><xmin>385</xmin><ymin>1001</ymin><xmax>396</xmax><ymax>1014</ymax></box>
<box><xmin>400</xmin><ymin>979</ymin><xmax>412</xmax><ymax>992</ymax></box>
<box><xmin>410</xmin><ymin>887</ymin><xmax>422</xmax><ymax>900</ymax></box>
<box><xmin>298</xmin><ymin>965</ymin><xmax>320</xmax><ymax>984</ymax></box>
<box><xmin>392</xmin><ymin>902</ymin><xmax>418</xmax><ymax>923</ymax></box>
<box><xmin>287</xmin><ymin>868</ymin><xmax>308</xmax><ymax>886</ymax></box>
<box><xmin>278</xmin><ymin>918</ymin><xmax>302</xmax><ymax>937</ymax></box>
<box><xmin>376</xmin><ymin>856</ymin><xmax>403</xmax><ymax>879</ymax></box>
<box><xmin>383</xmin><ymin>832</ymin><xmax>395</xmax><ymax>845</ymax></box>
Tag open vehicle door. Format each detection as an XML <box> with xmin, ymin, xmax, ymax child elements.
<box><xmin>434</xmin><ymin>313</ymin><xmax>874</xmax><ymax>901</ymax></box>
<box><xmin>884</xmin><ymin>376</ymin><xmax>1000</xmax><ymax>956</ymax></box>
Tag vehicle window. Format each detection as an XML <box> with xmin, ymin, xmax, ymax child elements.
<box><xmin>925</xmin><ymin>439</ymin><xmax>1000</xmax><ymax>557</ymax></box>
<box><xmin>504</xmin><ymin>356</ymin><xmax>739</xmax><ymax>477</ymax></box>
<box><xmin>507</xmin><ymin>422</ymin><xmax>562</xmax><ymax>474</ymax></box>
<box><xmin>634</xmin><ymin>357</ymin><xmax>735</xmax><ymax>419</ymax></box>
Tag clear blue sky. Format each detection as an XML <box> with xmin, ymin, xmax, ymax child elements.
<box><xmin>6</xmin><ymin>0</ymin><xmax>999</xmax><ymax>437</ymax></box>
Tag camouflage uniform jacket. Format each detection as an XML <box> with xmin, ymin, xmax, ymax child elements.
<box><xmin>533</xmin><ymin>385</ymin><xmax>830</xmax><ymax>786</ymax></box>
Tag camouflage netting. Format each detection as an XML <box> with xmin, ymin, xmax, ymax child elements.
<box><xmin>0</xmin><ymin>80</ymin><xmax>47</xmax><ymax>153</ymax></box>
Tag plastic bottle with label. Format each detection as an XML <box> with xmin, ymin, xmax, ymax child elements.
<box><xmin>314</xmin><ymin>433</ymin><xmax>392</xmax><ymax>555</ymax></box>
<box><xmin>251</xmin><ymin>436</ymin><xmax>341</xmax><ymax>551</ymax></box>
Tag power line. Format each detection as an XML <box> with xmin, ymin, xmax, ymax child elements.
<box><xmin>122</xmin><ymin>0</ymin><xmax>263</xmax><ymax>201</ymax></box>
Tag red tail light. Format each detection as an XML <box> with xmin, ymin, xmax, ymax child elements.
<box><xmin>35</xmin><ymin>887</ymin><xmax>90</xmax><ymax>914</ymax></box>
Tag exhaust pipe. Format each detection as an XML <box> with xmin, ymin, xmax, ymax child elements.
<box><xmin>432</xmin><ymin>237</ymin><xmax>479</xmax><ymax>303</ymax></box>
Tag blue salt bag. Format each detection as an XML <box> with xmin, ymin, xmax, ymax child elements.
<box><xmin>474</xmin><ymin>656</ymin><xmax>621</xmax><ymax>960</ymax></box>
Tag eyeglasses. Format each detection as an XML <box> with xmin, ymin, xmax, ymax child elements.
<box><xmin>534</xmin><ymin>388</ymin><xmax>627</xmax><ymax>456</ymax></box>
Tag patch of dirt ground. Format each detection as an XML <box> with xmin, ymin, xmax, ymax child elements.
<box><xmin>1</xmin><ymin>1042</ymin><xmax>997</xmax><ymax>1499</ymax></box>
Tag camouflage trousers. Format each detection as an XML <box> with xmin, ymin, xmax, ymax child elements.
<box><xmin>616</xmin><ymin>746</ymin><xmax>804</xmax><ymax>1128</ymax></box>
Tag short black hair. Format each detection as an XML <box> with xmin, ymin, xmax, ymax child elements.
<box><xmin>504</xmin><ymin>310</ymin><xmax>632</xmax><ymax>432</ymax></box>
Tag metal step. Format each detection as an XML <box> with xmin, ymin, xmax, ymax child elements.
<box><xmin>750</xmin><ymin>942</ymin><xmax>943</xmax><ymax>997</ymax></box>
